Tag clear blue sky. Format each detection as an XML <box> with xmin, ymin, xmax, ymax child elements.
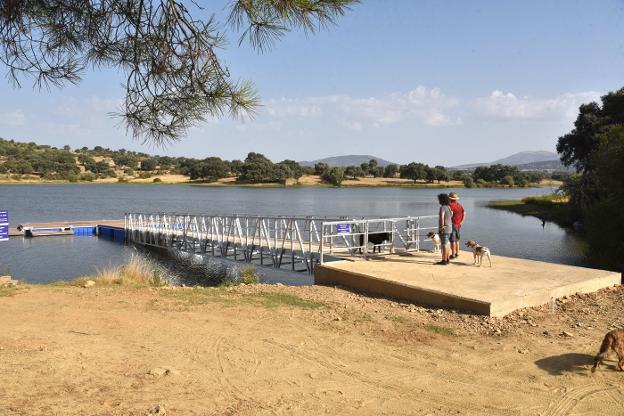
<box><xmin>1</xmin><ymin>0</ymin><xmax>623</xmax><ymax>165</ymax></box>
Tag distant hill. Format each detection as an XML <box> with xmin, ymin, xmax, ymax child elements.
<box><xmin>453</xmin><ymin>151</ymin><xmax>560</xmax><ymax>170</ymax></box>
<box><xmin>492</xmin><ymin>151</ymin><xmax>558</xmax><ymax>166</ymax></box>
<box><xmin>299</xmin><ymin>155</ymin><xmax>397</xmax><ymax>167</ymax></box>
<box><xmin>516</xmin><ymin>160</ymin><xmax>573</xmax><ymax>172</ymax></box>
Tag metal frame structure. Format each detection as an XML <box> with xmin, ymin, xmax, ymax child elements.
<box><xmin>125</xmin><ymin>213</ymin><xmax>438</xmax><ymax>274</ymax></box>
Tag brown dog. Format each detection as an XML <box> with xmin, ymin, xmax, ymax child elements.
<box><xmin>592</xmin><ymin>329</ymin><xmax>624</xmax><ymax>372</ymax></box>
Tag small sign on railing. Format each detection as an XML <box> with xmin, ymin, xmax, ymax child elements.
<box><xmin>0</xmin><ymin>210</ymin><xmax>8</xmax><ymax>242</ymax></box>
<box><xmin>336</xmin><ymin>223</ymin><xmax>351</xmax><ymax>234</ymax></box>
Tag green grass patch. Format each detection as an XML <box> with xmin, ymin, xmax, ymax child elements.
<box><xmin>246</xmin><ymin>292</ymin><xmax>326</xmax><ymax>309</ymax></box>
<box><xmin>0</xmin><ymin>284</ymin><xmax>22</xmax><ymax>297</ymax></box>
<box><xmin>424</xmin><ymin>324</ymin><xmax>455</xmax><ymax>336</ymax></box>
<box><xmin>386</xmin><ymin>314</ymin><xmax>409</xmax><ymax>323</ymax></box>
<box><xmin>487</xmin><ymin>194</ymin><xmax>580</xmax><ymax>227</ymax></box>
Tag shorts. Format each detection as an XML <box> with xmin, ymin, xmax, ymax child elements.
<box><xmin>450</xmin><ymin>226</ymin><xmax>461</xmax><ymax>242</ymax></box>
<box><xmin>439</xmin><ymin>233</ymin><xmax>450</xmax><ymax>246</ymax></box>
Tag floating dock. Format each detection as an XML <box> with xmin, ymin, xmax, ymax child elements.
<box><xmin>314</xmin><ymin>250</ymin><xmax>621</xmax><ymax>316</ymax></box>
<box><xmin>12</xmin><ymin>220</ymin><xmax>125</xmax><ymax>240</ymax></box>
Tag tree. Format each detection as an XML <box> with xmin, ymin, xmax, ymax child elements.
<box><xmin>277</xmin><ymin>160</ymin><xmax>303</xmax><ymax>180</ymax></box>
<box><xmin>368</xmin><ymin>159</ymin><xmax>378</xmax><ymax>172</ymax></box>
<box><xmin>501</xmin><ymin>175</ymin><xmax>515</xmax><ymax>187</ymax></box>
<box><xmin>140</xmin><ymin>158</ymin><xmax>158</xmax><ymax>171</ymax></box>
<box><xmin>463</xmin><ymin>175</ymin><xmax>475</xmax><ymax>188</ymax></box>
<box><xmin>229</xmin><ymin>160</ymin><xmax>244</xmax><ymax>176</ymax></box>
<box><xmin>322</xmin><ymin>167</ymin><xmax>345</xmax><ymax>186</ymax></box>
<box><xmin>273</xmin><ymin>163</ymin><xmax>294</xmax><ymax>182</ymax></box>
<box><xmin>400</xmin><ymin>162</ymin><xmax>426</xmax><ymax>183</ymax></box>
<box><xmin>345</xmin><ymin>165</ymin><xmax>364</xmax><ymax>179</ymax></box>
<box><xmin>371</xmin><ymin>166</ymin><xmax>384</xmax><ymax>178</ymax></box>
<box><xmin>0</xmin><ymin>1</ymin><xmax>356</xmax><ymax>144</ymax></box>
<box><xmin>360</xmin><ymin>162</ymin><xmax>370</xmax><ymax>175</ymax></box>
<box><xmin>239</xmin><ymin>152</ymin><xmax>275</xmax><ymax>183</ymax></box>
<box><xmin>314</xmin><ymin>162</ymin><xmax>329</xmax><ymax>176</ymax></box>
<box><xmin>556</xmin><ymin>88</ymin><xmax>624</xmax><ymax>270</ymax></box>
<box><xmin>383</xmin><ymin>164</ymin><xmax>399</xmax><ymax>178</ymax></box>
<box><xmin>190</xmin><ymin>157</ymin><xmax>229</xmax><ymax>181</ymax></box>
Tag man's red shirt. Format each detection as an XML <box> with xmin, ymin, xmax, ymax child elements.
<box><xmin>450</xmin><ymin>201</ymin><xmax>464</xmax><ymax>227</ymax></box>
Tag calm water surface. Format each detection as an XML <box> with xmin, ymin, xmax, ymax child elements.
<box><xmin>0</xmin><ymin>184</ymin><xmax>585</xmax><ymax>284</ymax></box>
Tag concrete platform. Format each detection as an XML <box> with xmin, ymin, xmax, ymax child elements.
<box><xmin>314</xmin><ymin>251</ymin><xmax>621</xmax><ymax>316</ymax></box>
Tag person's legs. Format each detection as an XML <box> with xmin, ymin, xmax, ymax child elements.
<box><xmin>442</xmin><ymin>242</ymin><xmax>450</xmax><ymax>262</ymax></box>
<box><xmin>437</xmin><ymin>233</ymin><xmax>450</xmax><ymax>264</ymax></box>
<box><xmin>450</xmin><ymin>226</ymin><xmax>461</xmax><ymax>258</ymax></box>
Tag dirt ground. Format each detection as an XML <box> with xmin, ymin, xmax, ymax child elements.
<box><xmin>1</xmin><ymin>282</ymin><xmax>623</xmax><ymax>415</ymax></box>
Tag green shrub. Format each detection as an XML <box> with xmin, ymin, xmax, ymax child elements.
<box><xmin>80</xmin><ymin>172</ymin><xmax>96</xmax><ymax>182</ymax></box>
<box><xmin>322</xmin><ymin>166</ymin><xmax>345</xmax><ymax>186</ymax></box>
<box><xmin>152</xmin><ymin>177</ymin><xmax>162</xmax><ymax>183</ymax></box>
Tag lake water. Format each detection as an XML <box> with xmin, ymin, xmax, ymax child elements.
<box><xmin>0</xmin><ymin>184</ymin><xmax>586</xmax><ymax>284</ymax></box>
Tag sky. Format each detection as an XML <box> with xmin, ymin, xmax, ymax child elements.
<box><xmin>1</xmin><ymin>0</ymin><xmax>623</xmax><ymax>166</ymax></box>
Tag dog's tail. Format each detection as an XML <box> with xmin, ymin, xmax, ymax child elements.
<box><xmin>592</xmin><ymin>332</ymin><xmax>613</xmax><ymax>372</ymax></box>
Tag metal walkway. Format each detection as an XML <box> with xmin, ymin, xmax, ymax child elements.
<box><xmin>125</xmin><ymin>213</ymin><xmax>438</xmax><ymax>274</ymax></box>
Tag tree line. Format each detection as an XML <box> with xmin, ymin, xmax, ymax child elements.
<box><xmin>0</xmin><ymin>138</ymin><xmax>550</xmax><ymax>186</ymax></box>
<box><xmin>555</xmin><ymin>87</ymin><xmax>624</xmax><ymax>270</ymax></box>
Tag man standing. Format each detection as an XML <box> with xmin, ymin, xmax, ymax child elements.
<box><xmin>449</xmin><ymin>192</ymin><xmax>465</xmax><ymax>260</ymax></box>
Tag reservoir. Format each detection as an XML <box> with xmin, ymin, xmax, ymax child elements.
<box><xmin>0</xmin><ymin>184</ymin><xmax>585</xmax><ymax>283</ymax></box>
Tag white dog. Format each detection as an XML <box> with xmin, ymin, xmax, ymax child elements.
<box><xmin>427</xmin><ymin>231</ymin><xmax>442</xmax><ymax>253</ymax></box>
<box><xmin>465</xmin><ymin>240</ymin><xmax>492</xmax><ymax>267</ymax></box>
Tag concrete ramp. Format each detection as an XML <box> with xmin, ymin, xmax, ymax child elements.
<box><xmin>314</xmin><ymin>251</ymin><xmax>621</xmax><ymax>316</ymax></box>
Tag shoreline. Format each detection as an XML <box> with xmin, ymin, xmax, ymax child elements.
<box><xmin>486</xmin><ymin>195</ymin><xmax>579</xmax><ymax>228</ymax></box>
<box><xmin>0</xmin><ymin>179</ymin><xmax>558</xmax><ymax>189</ymax></box>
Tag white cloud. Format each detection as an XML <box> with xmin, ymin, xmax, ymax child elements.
<box><xmin>0</xmin><ymin>110</ymin><xmax>26</xmax><ymax>126</ymax></box>
<box><xmin>474</xmin><ymin>90</ymin><xmax>601</xmax><ymax>121</ymax></box>
<box><xmin>261</xmin><ymin>86</ymin><xmax>460</xmax><ymax>130</ymax></box>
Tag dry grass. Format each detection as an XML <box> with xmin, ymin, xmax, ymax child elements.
<box><xmin>69</xmin><ymin>255</ymin><xmax>169</xmax><ymax>288</ymax></box>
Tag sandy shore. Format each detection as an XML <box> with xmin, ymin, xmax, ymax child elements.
<box><xmin>0</xmin><ymin>282</ymin><xmax>621</xmax><ymax>415</ymax></box>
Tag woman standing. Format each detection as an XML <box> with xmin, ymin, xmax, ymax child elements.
<box><xmin>436</xmin><ymin>193</ymin><xmax>452</xmax><ymax>265</ymax></box>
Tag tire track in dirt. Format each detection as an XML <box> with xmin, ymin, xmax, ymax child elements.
<box><xmin>264</xmin><ymin>338</ymin><xmax>521</xmax><ymax>415</ymax></box>
<box><xmin>544</xmin><ymin>384</ymin><xmax>614</xmax><ymax>416</ymax></box>
<box><xmin>289</xmin><ymin>321</ymin><xmax>543</xmax><ymax>398</ymax></box>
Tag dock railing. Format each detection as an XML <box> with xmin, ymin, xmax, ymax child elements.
<box><xmin>125</xmin><ymin>213</ymin><xmax>438</xmax><ymax>273</ymax></box>
<box><xmin>319</xmin><ymin>215</ymin><xmax>439</xmax><ymax>264</ymax></box>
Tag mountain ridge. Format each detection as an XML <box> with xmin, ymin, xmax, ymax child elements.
<box><xmin>299</xmin><ymin>155</ymin><xmax>396</xmax><ymax>167</ymax></box>
<box><xmin>453</xmin><ymin>151</ymin><xmax>560</xmax><ymax>169</ymax></box>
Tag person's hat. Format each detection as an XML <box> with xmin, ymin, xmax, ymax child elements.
<box><xmin>449</xmin><ymin>192</ymin><xmax>459</xmax><ymax>200</ymax></box>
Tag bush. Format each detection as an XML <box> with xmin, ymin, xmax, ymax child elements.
<box><xmin>153</xmin><ymin>177</ymin><xmax>162</xmax><ymax>183</ymax></box>
<box><xmin>322</xmin><ymin>167</ymin><xmax>345</xmax><ymax>186</ymax></box>
<box><xmin>463</xmin><ymin>175</ymin><xmax>475</xmax><ymax>188</ymax></box>
<box><xmin>139</xmin><ymin>171</ymin><xmax>152</xmax><ymax>179</ymax></box>
<box><xmin>501</xmin><ymin>175</ymin><xmax>515</xmax><ymax>187</ymax></box>
<box><xmin>80</xmin><ymin>172</ymin><xmax>97</xmax><ymax>182</ymax></box>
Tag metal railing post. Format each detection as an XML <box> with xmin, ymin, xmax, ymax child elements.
<box><xmin>319</xmin><ymin>222</ymin><xmax>325</xmax><ymax>265</ymax></box>
<box><xmin>363</xmin><ymin>221</ymin><xmax>369</xmax><ymax>260</ymax></box>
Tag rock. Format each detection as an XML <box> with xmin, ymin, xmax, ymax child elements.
<box><xmin>542</xmin><ymin>330</ymin><xmax>550</xmax><ymax>336</ymax></box>
<box><xmin>148</xmin><ymin>367</ymin><xmax>177</xmax><ymax>377</ymax></box>
<box><xmin>82</xmin><ymin>280</ymin><xmax>95</xmax><ymax>288</ymax></box>
<box><xmin>148</xmin><ymin>404</ymin><xmax>166</xmax><ymax>415</ymax></box>
<box><xmin>518</xmin><ymin>348</ymin><xmax>529</xmax><ymax>354</ymax></box>
<box><xmin>0</xmin><ymin>276</ymin><xmax>18</xmax><ymax>286</ymax></box>
<box><xmin>333</xmin><ymin>316</ymin><xmax>342</xmax><ymax>322</ymax></box>
<box><xmin>575</xmin><ymin>322</ymin><xmax>583</xmax><ymax>328</ymax></box>
<box><xmin>561</xmin><ymin>331</ymin><xmax>574</xmax><ymax>338</ymax></box>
